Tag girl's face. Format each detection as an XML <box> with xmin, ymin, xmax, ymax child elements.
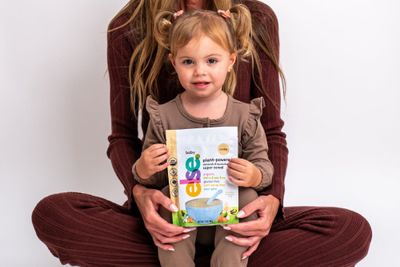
<box><xmin>185</xmin><ymin>0</ymin><xmax>205</xmax><ymax>11</ymax></box>
<box><xmin>170</xmin><ymin>35</ymin><xmax>236</xmax><ymax>101</ymax></box>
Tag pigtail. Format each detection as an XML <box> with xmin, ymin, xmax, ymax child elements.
<box><xmin>153</xmin><ymin>11</ymin><xmax>174</xmax><ymax>51</ymax></box>
<box><xmin>229</xmin><ymin>4</ymin><xmax>253</xmax><ymax>59</ymax></box>
<box><xmin>213</xmin><ymin>0</ymin><xmax>231</xmax><ymax>11</ymax></box>
<box><xmin>218</xmin><ymin>4</ymin><xmax>254</xmax><ymax>96</ymax></box>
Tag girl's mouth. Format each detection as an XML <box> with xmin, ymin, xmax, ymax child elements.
<box><xmin>192</xmin><ymin>82</ymin><xmax>210</xmax><ymax>89</ymax></box>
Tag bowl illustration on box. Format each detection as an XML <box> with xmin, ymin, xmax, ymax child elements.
<box><xmin>185</xmin><ymin>198</ymin><xmax>223</xmax><ymax>224</ymax></box>
<box><xmin>184</xmin><ymin>189</ymin><xmax>223</xmax><ymax>224</ymax></box>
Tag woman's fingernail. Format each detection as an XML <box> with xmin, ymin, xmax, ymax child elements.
<box><xmin>237</xmin><ymin>210</ymin><xmax>245</xmax><ymax>218</ymax></box>
<box><xmin>222</xmin><ymin>225</ymin><xmax>231</xmax><ymax>230</ymax></box>
<box><xmin>182</xmin><ymin>234</ymin><xmax>190</xmax><ymax>240</ymax></box>
<box><xmin>168</xmin><ymin>247</ymin><xmax>175</xmax><ymax>252</ymax></box>
<box><xmin>225</xmin><ymin>236</ymin><xmax>233</xmax><ymax>242</ymax></box>
<box><xmin>183</xmin><ymin>228</ymin><xmax>196</xmax><ymax>233</ymax></box>
<box><xmin>242</xmin><ymin>255</ymin><xmax>248</xmax><ymax>260</ymax></box>
<box><xmin>170</xmin><ymin>204</ymin><xmax>178</xmax><ymax>212</ymax></box>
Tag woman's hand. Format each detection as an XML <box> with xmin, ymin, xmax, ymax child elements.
<box><xmin>223</xmin><ymin>194</ymin><xmax>280</xmax><ymax>260</ymax></box>
<box><xmin>132</xmin><ymin>184</ymin><xmax>195</xmax><ymax>251</ymax></box>
<box><xmin>135</xmin><ymin>144</ymin><xmax>169</xmax><ymax>179</ymax></box>
<box><xmin>227</xmin><ymin>158</ymin><xmax>261</xmax><ymax>187</ymax></box>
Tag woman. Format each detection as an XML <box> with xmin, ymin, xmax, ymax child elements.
<box><xmin>32</xmin><ymin>0</ymin><xmax>372</xmax><ymax>266</ymax></box>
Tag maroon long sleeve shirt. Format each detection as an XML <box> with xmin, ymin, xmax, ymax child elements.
<box><xmin>106</xmin><ymin>0</ymin><xmax>288</xmax><ymax>216</ymax></box>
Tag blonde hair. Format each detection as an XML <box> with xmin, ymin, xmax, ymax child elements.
<box><xmin>154</xmin><ymin>6</ymin><xmax>252</xmax><ymax>95</ymax></box>
<box><xmin>109</xmin><ymin>0</ymin><xmax>285</xmax><ymax>113</ymax></box>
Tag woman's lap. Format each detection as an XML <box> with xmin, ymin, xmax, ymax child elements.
<box><xmin>32</xmin><ymin>192</ymin><xmax>371</xmax><ymax>267</ymax></box>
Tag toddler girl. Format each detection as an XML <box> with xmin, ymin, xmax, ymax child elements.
<box><xmin>133</xmin><ymin>6</ymin><xmax>273</xmax><ymax>267</ymax></box>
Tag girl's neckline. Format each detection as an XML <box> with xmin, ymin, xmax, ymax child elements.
<box><xmin>175</xmin><ymin>94</ymin><xmax>232</xmax><ymax>125</ymax></box>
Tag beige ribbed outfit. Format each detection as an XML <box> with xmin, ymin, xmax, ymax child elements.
<box><xmin>133</xmin><ymin>94</ymin><xmax>274</xmax><ymax>267</ymax></box>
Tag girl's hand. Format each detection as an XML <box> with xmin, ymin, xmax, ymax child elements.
<box><xmin>222</xmin><ymin>195</ymin><xmax>280</xmax><ymax>260</ymax></box>
<box><xmin>227</xmin><ymin>158</ymin><xmax>261</xmax><ymax>187</ymax></box>
<box><xmin>135</xmin><ymin>144</ymin><xmax>169</xmax><ymax>179</ymax></box>
<box><xmin>132</xmin><ymin>184</ymin><xmax>195</xmax><ymax>251</ymax></box>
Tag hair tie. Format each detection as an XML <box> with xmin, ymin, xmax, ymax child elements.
<box><xmin>217</xmin><ymin>9</ymin><xmax>231</xmax><ymax>19</ymax></box>
<box><xmin>173</xmin><ymin>10</ymin><xmax>184</xmax><ymax>20</ymax></box>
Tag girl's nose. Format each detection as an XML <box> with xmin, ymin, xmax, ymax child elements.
<box><xmin>194</xmin><ymin>64</ymin><xmax>206</xmax><ymax>76</ymax></box>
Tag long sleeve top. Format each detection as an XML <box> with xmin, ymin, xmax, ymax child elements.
<box><xmin>132</xmin><ymin>95</ymin><xmax>274</xmax><ymax>191</ymax></box>
<box><xmin>106</xmin><ymin>0</ymin><xmax>288</xmax><ymax>217</ymax></box>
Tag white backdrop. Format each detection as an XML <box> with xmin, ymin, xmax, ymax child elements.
<box><xmin>1</xmin><ymin>0</ymin><xmax>399</xmax><ymax>266</ymax></box>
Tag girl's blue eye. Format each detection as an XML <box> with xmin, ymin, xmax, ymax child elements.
<box><xmin>207</xmin><ymin>58</ymin><xmax>218</xmax><ymax>64</ymax></box>
<box><xmin>182</xmin><ymin>59</ymin><xmax>193</xmax><ymax>65</ymax></box>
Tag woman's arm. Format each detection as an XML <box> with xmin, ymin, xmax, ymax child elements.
<box><xmin>246</xmin><ymin>0</ymin><xmax>289</xmax><ymax>216</ymax></box>
<box><xmin>106</xmin><ymin>14</ymin><xmax>143</xmax><ymax>210</ymax></box>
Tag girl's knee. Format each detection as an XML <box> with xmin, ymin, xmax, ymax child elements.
<box><xmin>238</xmin><ymin>188</ymin><xmax>258</xmax><ymax>222</ymax></box>
<box><xmin>159</xmin><ymin>186</ymin><xmax>172</xmax><ymax>222</ymax></box>
<box><xmin>161</xmin><ymin>186</ymin><xmax>170</xmax><ymax>197</ymax></box>
<box><xmin>211</xmin><ymin>242</ymin><xmax>247</xmax><ymax>267</ymax></box>
<box><xmin>238</xmin><ymin>187</ymin><xmax>258</xmax><ymax>208</ymax></box>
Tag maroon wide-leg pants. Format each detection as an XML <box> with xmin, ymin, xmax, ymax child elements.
<box><xmin>32</xmin><ymin>192</ymin><xmax>372</xmax><ymax>267</ymax></box>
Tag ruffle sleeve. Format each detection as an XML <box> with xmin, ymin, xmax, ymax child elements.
<box><xmin>242</xmin><ymin>97</ymin><xmax>266</xmax><ymax>146</ymax></box>
<box><xmin>144</xmin><ymin>96</ymin><xmax>166</xmax><ymax>144</ymax></box>
<box><xmin>146</xmin><ymin>96</ymin><xmax>162</xmax><ymax>127</ymax></box>
<box><xmin>241</xmin><ymin>97</ymin><xmax>274</xmax><ymax>191</ymax></box>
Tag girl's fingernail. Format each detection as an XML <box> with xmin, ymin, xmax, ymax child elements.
<box><xmin>168</xmin><ymin>247</ymin><xmax>175</xmax><ymax>252</ymax></box>
<box><xmin>182</xmin><ymin>234</ymin><xmax>190</xmax><ymax>240</ymax></box>
<box><xmin>222</xmin><ymin>225</ymin><xmax>231</xmax><ymax>230</ymax></box>
<box><xmin>183</xmin><ymin>228</ymin><xmax>196</xmax><ymax>233</ymax></box>
<box><xmin>170</xmin><ymin>204</ymin><xmax>178</xmax><ymax>212</ymax></box>
<box><xmin>242</xmin><ymin>255</ymin><xmax>248</xmax><ymax>260</ymax></box>
<box><xmin>237</xmin><ymin>210</ymin><xmax>245</xmax><ymax>218</ymax></box>
<box><xmin>225</xmin><ymin>236</ymin><xmax>233</xmax><ymax>242</ymax></box>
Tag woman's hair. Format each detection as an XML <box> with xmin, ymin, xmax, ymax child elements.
<box><xmin>153</xmin><ymin>7</ymin><xmax>253</xmax><ymax>95</ymax></box>
<box><xmin>109</xmin><ymin>0</ymin><xmax>285</xmax><ymax>113</ymax></box>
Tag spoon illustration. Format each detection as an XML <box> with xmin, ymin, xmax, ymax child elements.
<box><xmin>206</xmin><ymin>189</ymin><xmax>223</xmax><ymax>205</ymax></box>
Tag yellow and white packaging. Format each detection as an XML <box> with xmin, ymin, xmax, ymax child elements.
<box><xmin>166</xmin><ymin>127</ymin><xmax>239</xmax><ymax>227</ymax></box>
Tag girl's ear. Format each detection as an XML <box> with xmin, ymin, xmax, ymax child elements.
<box><xmin>229</xmin><ymin>53</ymin><xmax>237</xmax><ymax>69</ymax></box>
<box><xmin>169</xmin><ymin>53</ymin><xmax>176</xmax><ymax>68</ymax></box>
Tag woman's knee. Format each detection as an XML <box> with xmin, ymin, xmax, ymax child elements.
<box><xmin>32</xmin><ymin>192</ymin><xmax>85</xmax><ymax>234</ymax></box>
<box><xmin>32</xmin><ymin>193</ymin><xmax>67</xmax><ymax>226</ymax></box>
<box><xmin>339</xmin><ymin>208</ymin><xmax>372</xmax><ymax>258</ymax></box>
<box><xmin>302</xmin><ymin>207</ymin><xmax>372</xmax><ymax>259</ymax></box>
<box><xmin>322</xmin><ymin>207</ymin><xmax>372</xmax><ymax>263</ymax></box>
